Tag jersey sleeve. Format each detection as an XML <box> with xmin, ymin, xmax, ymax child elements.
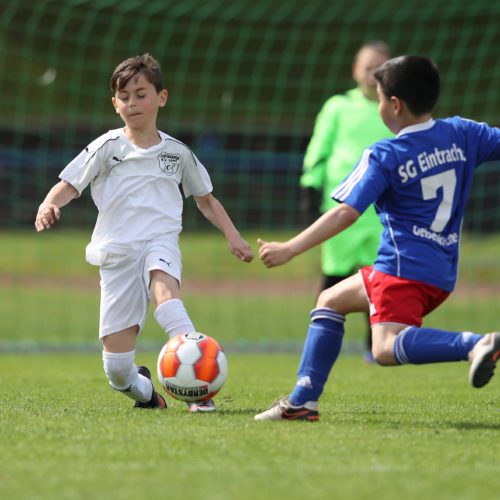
<box><xmin>59</xmin><ymin>145</ymin><xmax>101</xmax><ymax>196</ymax></box>
<box><xmin>300</xmin><ymin>95</ymin><xmax>342</xmax><ymax>190</ymax></box>
<box><xmin>331</xmin><ymin>142</ymin><xmax>393</xmax><ymax>214</ymax></box>
<box><xmin>180</xmin><ymin>150</ymin><xmax>213</xmax><ymax>198</ymax></box>
<box><xmin>459</xmin><ymin>117</ymin><xmax>500</xmax><ymax>165</ymax></box>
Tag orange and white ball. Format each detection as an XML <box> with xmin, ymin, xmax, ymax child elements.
<box><xmin>157</xmin><ymin>332</ymin><xmax>227</xmax><ymax>402</ymax></box>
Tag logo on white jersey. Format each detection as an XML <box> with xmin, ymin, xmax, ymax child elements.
<box><xmin>158</xmin><ymin>152</ymin><xmax>181</xmax><ymax>175</ymax></box>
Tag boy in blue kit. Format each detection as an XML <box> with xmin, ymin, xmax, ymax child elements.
<box><xmin>255</xmin><ymin>55</ymin><xmax>500</xmax><ymax>421</ymax></box>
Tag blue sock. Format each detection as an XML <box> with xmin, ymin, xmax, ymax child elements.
<box><xmin>290</xmin><ymin>308</ymin><xmax>345</xmax><ymax>405</ymax></box>
<box><xmin>393</xmin><ymin>326</ymin><xmax>482</xmax><ymax>365</ymax></box>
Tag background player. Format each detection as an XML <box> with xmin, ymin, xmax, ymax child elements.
<box><xmin>35</xmin><ymin>53</ymin><xmax>254</xmax><ymax>413</ymax></box>
<box><xmin>256</xmin><ymin>55</ymin><xmax>500</xmax><ymax>421</ymax></box>
<box><xmin>300</xmin><ymin>41</ymin><xmax>393</xmax><ymax>362</ymax></box>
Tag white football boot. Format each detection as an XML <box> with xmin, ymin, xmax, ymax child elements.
<box><xmin>254</xmin><ymin>397</ymin><xmax>319</xmax><ymax>421</ymax></box>
<box><xmin>468</xmin><ymin>332</ymin><xmax>500</xmax><ymax>388</ymax></box>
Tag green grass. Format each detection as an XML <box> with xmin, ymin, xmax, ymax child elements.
<box><xmin>2</xmin><ymin>228</ymin><xmax>499</xmax><ymax>281</ymax></box>
<box><xmin>1</xmin><ymin>229</ymin><xmax>500</xmax><ymax>348</ymax></box>
<box><xmin>1</xmin><ymin>229</ymin><xmax>500</xmax><ymax>499</ymax></box>
<box><xmin>0</xmin><ymin>228</ymin><xmax>320</xmax><ymax>280</ymax></box>
<box><xmin>0</xmin><ymin>229</ymin><xmax>336</xmax><ymax>348</ymax></box>
<box><xmin>1</xmin><ymin>352</ymin><xmax>499</xmax><ymax>500</ymax></box>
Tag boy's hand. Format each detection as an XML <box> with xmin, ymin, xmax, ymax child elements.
<box><xmin>35</xmin><ymin>203</ymin><xmax>61</xmax><ymax>232</ymax></box>
<box><xmin>228</xmin><ymin>234</ymin><xmax>254</xmax><ymax>263</ymax></box>
<box><xmin>258</xmin><ymin>238</ymin><xmax>295</xmax><ymax>268</ymax></box>
<box><xmin>34</xmin><ymin>180</ymin><xmax>78</xmax><ymax>232</ymax></box>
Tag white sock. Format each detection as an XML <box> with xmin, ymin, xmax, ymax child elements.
<box><xmin>154</xmin><ymin>298</ymin><xmax>195</xmax><ymax>338</ymax></box>
<box><xmin>102</xmin><ymin>350</ymin><xmax>152</xmax><ymax>403</ymax></box>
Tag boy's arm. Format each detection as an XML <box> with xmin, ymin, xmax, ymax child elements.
<box><xmin>258</xmin><ymin>203</ymin><xmax>360</xmax><ymax>268</ymax></box>
<box><xmin>193</xmin><ymin>193</ymin><xmax>254</xmax><ymax>263</ymax></box>
<box><xmin>35</xmin><ymin>180</ymin><xmax>79</xmax><ymax>232</ymax></box>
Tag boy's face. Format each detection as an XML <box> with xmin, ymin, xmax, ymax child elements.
<box><xmin>112</xmin><ymin>73</ymin><xmax>167</xmax><ymax>130</ymax></box>
<box><xmin>353</xmin><ymin>48</ymin><xmax>389</xmax><ymax>101</ymax></box>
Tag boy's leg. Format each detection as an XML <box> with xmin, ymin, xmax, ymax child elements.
<box><xmin>154</xmin><ymin>298</ymin><xmax>195</xmax><ymax>338</ymax></box>
<box><xmin>364</xmin><ymin>268</ymin><xmax>497</xmax><ymax>385</ymax></box>
<box><xmin>102</xmin><ymin>327</ymin><xmax>166</xmax><ymax>408</ymax></box>
<box><xmin>255</xmin><ymin>274</ymin><xmax>368</xmax><ymax>421</ymax></box>
<box><xmin>391</xmin><ymin>326</ymin><xmax>482</xmax><ymax>365</ymax></box>
<box><xmin>292</xmin><ymin>273</ymin><xmax>369</xmax><ymax>404</ymax></box>
<box><xmin>150</xmin><ymin>269</ymin><xmax>195</xmax><ymax>337</ymax></box>
<box><xmin>290</xmin><ymin>308</ymin><xmax>346</xmax><ymax>405</ymax></box>
<box><xmin>373</xmin><ymin>323</ymin><xmax>500</xmax><ymax>388</ymax></box>
<box><xmin>323</xmin><ymin>273</ymin><xmax>373</xmax><ymax>363</ymax></box>
<box><xmin>372</xmin><ymin>323</ymin><xmax>482</xmax><ymax>365</ymax></box>
<box><xmin>150</xmin><ymin>269</ymin><xmax>216</xmax><ymax>412</ymax></box>
<box><xmin>254</xmin><ymin>308</ymin><xmax>344</xmax><ymax>422</ymax></box>
<box><xmin>97</xmin><ymin>249</ymin><xmax>166</xmax><ymax>408</ymax></box>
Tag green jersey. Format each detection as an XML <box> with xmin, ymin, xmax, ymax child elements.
<box><xmin>300</xmin><ymin>87</ymin><xmax>394</xmax><ymax>275</ymax></box>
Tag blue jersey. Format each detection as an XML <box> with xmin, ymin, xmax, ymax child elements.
<box><xmin>332</xmin><ymin>117</ymin><xmax>500</xmax><ymax>291</ymax></box>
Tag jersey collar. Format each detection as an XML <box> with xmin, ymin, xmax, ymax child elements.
<box><xmin>119</xmin><ymin>128</ymin><xmax>168</xmax><ymax>152</ymax></box>
<box><xmin>397</xmin><ymin>118</ymin><xmax>435</xmax><ymax>137</ymax></box>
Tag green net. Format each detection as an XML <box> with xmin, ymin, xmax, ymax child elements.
<box><xmin>2</xmin><ymin>0</ymin><xmax>500</xmax><ymax>229</ymax></box>
<box><xmin>1</xmin><ymin>0</ymin><xmax>500</xmax><ymax>349</ymax></box>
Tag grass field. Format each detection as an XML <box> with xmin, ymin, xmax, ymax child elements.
<box><xmin>2</xmin><ymin>229</ymin><xmax>500</xmax><ymax>348</ymax></box>
<box><xmin>1</xmin><ymin>353</ymin><xmax>499</xmax><ymax>500</ymax></box>
<box><xmin>1</xmin><ymin>229</ymin><xmax>500</xmax><ymax>499</ymax></box>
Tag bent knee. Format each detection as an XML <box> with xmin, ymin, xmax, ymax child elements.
<box><xmin>317</xmin><ymin>288</ymin><xmax>333</xmax><ymax>308</ymax></box>
<box><xmin>317</xmin><ymin>287</ymin><xmax>344</xmax><ymax>310</ymax></box>
<box><xmin>371</xmin><ymin>345</ymin><xmax>398</xmax><ymax>366</ymax></box>
<box><xmin>102</xmin><ymin>351</ymin><xmax>136</xmax><ymax>390</ymax></box>
<box><xmin>316</xmin><ymin>275</ymin><xmax>368</xmax><ymax>314</ymax></box>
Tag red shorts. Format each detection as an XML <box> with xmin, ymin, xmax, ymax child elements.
<box><xmin>359</xmin><ymin>266</ymin><xmax>450</xmax><ymax>327</ymax></box>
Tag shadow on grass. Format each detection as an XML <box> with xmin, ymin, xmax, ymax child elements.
<box><xmin>333</xmin><ymin>413</ymin><xmax>500</xmax><ymax>431</ymax></box>
<box><xmin>441</xmin><ymin>420</ymin><xmax>500</xmax><ymax>431</ymax></box>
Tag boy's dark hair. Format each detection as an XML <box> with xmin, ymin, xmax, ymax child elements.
<box><xmin>110</xmin><ymin>53</ymin><xmax>163</xmax><ymax>94</ymax></box>
<box><xmin>373</xmin><ymin>55</ymin><xmax>440</xmax><ymax>116</ymax></box>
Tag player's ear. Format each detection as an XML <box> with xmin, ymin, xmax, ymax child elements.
<box><xmin>390</xmin><ymin>96</ymin><xmax>403</xmax><ymax>115</ymax></box>
<box><xmin>159</xmin><ymin>89</ymin><xmax>168</xmax><ymax>107</ymax></box>
<box><xmin>111</xmin><ymin>97</ymin><xmax>120</xmax><ymax>114</ymax></box>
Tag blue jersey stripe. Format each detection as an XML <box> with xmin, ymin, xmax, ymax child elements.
<box><xmin>332</xmin><ymin>148</ymin><xmax>372</xmax><ymax>201</ymax></box>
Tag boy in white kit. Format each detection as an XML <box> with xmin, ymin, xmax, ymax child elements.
<box><xmin>35</xmin><ymin>53</ymin><xmax>254</xmax><ymax>412</ymax></box>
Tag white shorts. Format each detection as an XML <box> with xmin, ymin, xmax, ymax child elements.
<box><xmin>98</xmin><ymin>239</ymin><xmax>182</xmax><ymax>339</ymax></box>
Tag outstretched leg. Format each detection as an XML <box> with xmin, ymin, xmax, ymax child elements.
<box><xmin>372</xmin><ymin>323</ymin><xmax>499</xmax><ymax>388</ymax></box>
<box><xmin>255</xmin><ymin>274</ymin><xmax>368</xmax><ymax>421</ymax></box>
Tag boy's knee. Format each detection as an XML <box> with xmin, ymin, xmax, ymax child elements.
<box><xmin>317</xmin><ymin>288</ymin><xmax>337</xmax><ymax>309</ymax></box>
<box><xmin>371</xmin><ymin>343</ymin><xmax>398</xmax><ymax>366</ymax></box>
<box><xmin>371</xmin><ymin>324</ymin><xmax>404</xmax><ymax>366</ymax></box>
<box><xmin>102</xmin><ymin>350</ymin><xmax>136</xmax><ymax>391</ymax></box>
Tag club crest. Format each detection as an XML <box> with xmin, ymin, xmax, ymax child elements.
<box><xmin>158</xmin><ymin>152</ymin><xmax>181</xmax><ymax>175</ymax></box>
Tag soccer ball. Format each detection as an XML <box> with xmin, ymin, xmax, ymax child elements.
<box><xmin>157</xmin><ymin>332</ymin><xmax>228</xmax><ymax>402</ymax></box>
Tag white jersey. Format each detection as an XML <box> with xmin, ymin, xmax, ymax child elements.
<box><xmin>60</xmin><ymin>128</ymin><xmax>213</xmax><ymax>262</ymax></box>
